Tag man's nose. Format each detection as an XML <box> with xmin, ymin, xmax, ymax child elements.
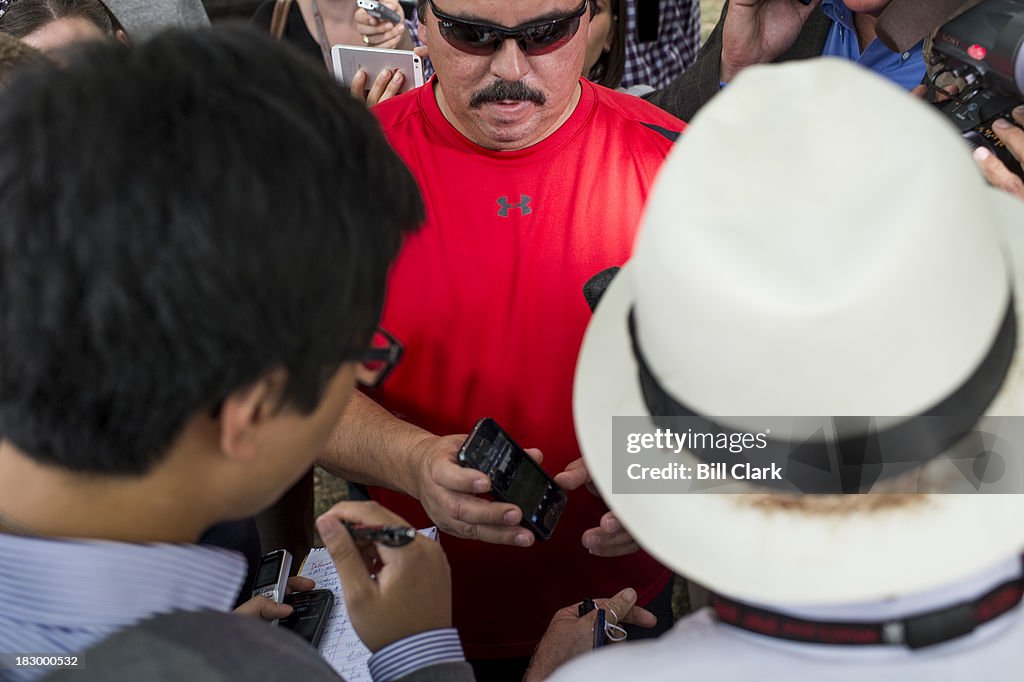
<box><xmin>489</xmin><ymin>38</ymin><xmax>530</xmax><ymax>83</ymax></box>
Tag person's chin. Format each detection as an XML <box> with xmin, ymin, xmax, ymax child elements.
<box><xmin>474</xmin><ymin>104</ymin><xmax>542</xmax><ymax>144</ymax></box>
<box><xmin>476</xmin><ymin>99</ymin><xmax>545</xmax><ymax>128</ymax></box>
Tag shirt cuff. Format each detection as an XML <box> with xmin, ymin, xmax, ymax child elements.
<box><xmin>367</xmin><ymin>629</ymin><xmax>465</xmax><ymax>682</ymax></box>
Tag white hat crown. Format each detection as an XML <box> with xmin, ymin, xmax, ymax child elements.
<box><xmin>633</xmin><ymin>59</ymin><xmax>1011</xmax><ymax>417</ymax></box>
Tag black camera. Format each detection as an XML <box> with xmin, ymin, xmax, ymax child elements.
<box><xmin>929</xmin><ymin>0</ymin><xmax>1024</xmax><ymax>176</ymax></box>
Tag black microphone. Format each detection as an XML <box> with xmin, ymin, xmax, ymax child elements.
<box><xmin>582</xmin><ymin>267</ymin><xmax>621</xmax><ymax>313</ymax></box>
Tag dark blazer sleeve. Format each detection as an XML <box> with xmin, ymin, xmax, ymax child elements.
<box><xmin>42</xmin><ymin>612</ymin><xmax>477</xmax><ymax>682</ymax></box>
<box><xmin>645</xmin><ymin>0</ymin><xmax>730</xmax><ymax>122</ymax></box>
<box><xmin>646</xmin><ymin>1</ymin><xmax>833</xmax><ymax>122</ymax></box>
<box><xmin>397</xmin><ymin>661</ymin><xmax>476</xmax><ymax>682</ymax></box>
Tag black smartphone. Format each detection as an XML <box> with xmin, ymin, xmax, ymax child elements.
<box><xmin>279</xmin><ymin>589</ymin><xmax>333</xmax><ymax>647</ymax></box>
<box><xmin>457</xmin><ymin>417</ymin><xmax>567</xmax><ymax>540</ymax></box>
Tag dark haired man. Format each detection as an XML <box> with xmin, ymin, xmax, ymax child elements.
<box><xmin>0</xmin><ymin>27</ymin><xmax>470</xmax><ymax>681</ymax></box>
<box><xmin>317</xmin><ymin>0</ymin><xmax>682</xmax><ymax>676</ymax></box>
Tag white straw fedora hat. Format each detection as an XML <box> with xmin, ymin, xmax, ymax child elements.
<box><xmin>574</xmin><ymin>58</ymin><xmax>1024</xmax><ymax>605</ymax></box>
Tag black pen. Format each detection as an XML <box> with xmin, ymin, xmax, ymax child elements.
<box><xmin>344</xmin><ymin>522</ymin><xmax>416</xmax><ymax>547</ymax></box>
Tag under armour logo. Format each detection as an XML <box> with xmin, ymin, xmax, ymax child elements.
<box><xmin>497</xmin><ymin>195</ymin><xmax>532</xmax><ymax>217</ymax></box>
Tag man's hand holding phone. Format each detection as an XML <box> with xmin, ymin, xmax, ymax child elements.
<box><xmin>407</xmin><ymin>433</ymin><xmax>541</xmax><ymax>547</ymax></box>
<box><xmin>555</xmin><ymin>458</ymin><xmax>639</xmax><ymax>558</ymax></box>
<box><xmin>720</xmin><ymin>0</ymin><xmax>821</xmax><ymax>83</ymax></box>
<box><xmin>234</xmin><ymin>576</ymin><xmax>316</xmax><ymax>622</ymax></box>
<box><xmin>316</xmin><ymin>501</ymin><xmax>451</xmax><ymax>651</ymax></box>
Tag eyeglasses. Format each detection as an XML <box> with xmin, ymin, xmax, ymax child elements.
<box><xmin>210</xmin><ymin>326</ymin><xmax>403</xmax><ymax>417</ymax></box>
<box><xmin>427</xmin><ymin>0</ymin><xmax>589</xmax><ymax>56</ymax></box>
<box><xmin>357</xmin><ymin>327</ymin><xmax>403</xmax><ymax>388</ymax></box>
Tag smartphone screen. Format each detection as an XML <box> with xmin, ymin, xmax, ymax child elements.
<box><xmin>458</xmin><ymin>418</ymin><xmax>567</xmax><ymax>539</ymax></box>
<box><xmin>251</xmin><ymin>549</ymin><xmax>291</xmax><ymax>602</ymax></box>
<box><xmin>253</xmin><ymin>556</ymin><xmax>283</xmax><ymax>592</ymax></box>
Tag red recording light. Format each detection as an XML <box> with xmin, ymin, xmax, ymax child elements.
<box><xmin>968</xmin><ymin>44</ymin><xmax>987</xmax><ymax>61</ymax></box>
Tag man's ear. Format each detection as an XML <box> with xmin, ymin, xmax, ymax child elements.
<box><xmin>217</xmin><ymin>368</ymin><xmax>289</xmax><ymax>462</ymax></box>
<box><xmin>114</xmin><ymin>29</ymin><xmax>130</xmax><ymax>46</ymax></box>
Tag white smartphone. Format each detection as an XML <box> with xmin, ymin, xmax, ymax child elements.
<box><xmin>331</xmin><ymin>45</ymin><xmax>425</xmax><ymax>96</ymax></box>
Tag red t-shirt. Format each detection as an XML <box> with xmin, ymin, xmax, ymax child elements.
<box><xmin>370</xmin><ymin>78</ymin><xmax>685</xmax><ymax>658</ymax></box>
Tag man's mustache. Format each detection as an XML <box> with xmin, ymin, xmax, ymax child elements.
<box><xmin>470</xmin><ymin>80</ymin><xmax>547</xmax><ymax>107</ymax></box>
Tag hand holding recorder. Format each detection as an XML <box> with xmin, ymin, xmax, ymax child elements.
<box><xmin>316</xmin><ymin>501</ymin><xmax>452</xmax><ymax>652</ymax></box>
<box><xmin>524</xmin><ymin>588</ymin><xmax>657</xmax><ymax>682</ymax></box>
<box><xmin>720</xmin><ymin>0</ymin><xmax>821</xmax><ymax>83</ymax></box>
<box><xmin>354</xmin><ymin>0</ymin><xmax>412</xmax><ymax>50</ymax></box>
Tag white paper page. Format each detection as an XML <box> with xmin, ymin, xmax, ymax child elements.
<box><xmin>299</xmin><ymin>527</ymin><xmax>439</xmax><ymax>681</ymax></box>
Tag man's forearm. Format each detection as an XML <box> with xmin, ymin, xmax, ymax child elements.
<box><xmin>317</xmin><ymin>390</ymin><xmax>432</xmax><ymax>497</ymax></box>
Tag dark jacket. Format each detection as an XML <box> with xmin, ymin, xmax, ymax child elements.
<box><xmin>44</xmin><ymin>611</ymin><xmax>475</xmax><ymax>682</ymax></box>
<box><xmin>647</xmin><ymin>1</ymin><xmax>833</xmax><ymax>122</ymax></box>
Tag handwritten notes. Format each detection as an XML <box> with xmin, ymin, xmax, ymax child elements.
<box><xmin>299</xmin><ymin>547</ymin><xmax>372</xmax><ymax>680</ymax></box>
<box><xmin>298</xmin><ymin>527</ymin><xmax>439</xmax><ymax>681</ymax></box>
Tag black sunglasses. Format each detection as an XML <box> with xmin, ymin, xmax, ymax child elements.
<box><xmin>428</xmin><ymin>0</ymin><xmax>589</xmax><ymax>56</ymax></box>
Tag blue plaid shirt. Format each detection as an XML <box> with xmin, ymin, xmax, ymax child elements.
<box><xmin>621</xmin><ymin>0</ymin><xmax>701</xmax><ymax>90</ymax></box>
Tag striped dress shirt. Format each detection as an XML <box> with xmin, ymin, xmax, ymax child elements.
<box><xmin>0</xmin><ymin>534</ymin><xmax>464</xmax><ymax>682</ymax></box>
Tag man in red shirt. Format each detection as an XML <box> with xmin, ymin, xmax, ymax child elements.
<box><xmin>319</xmin><ymin>0</ymin><xmax>684</xmax><ymax>675</ymax></box>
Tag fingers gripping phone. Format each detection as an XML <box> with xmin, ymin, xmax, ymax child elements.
<box><xmin>251</xmin><ymin>549</ymin><xmax>292</xmax><ymax>626</ymax></box>
<box><xmin>331</xmin><ymin>45</ymin><xmax>425</xmax><ymax>96</ymax></box>
<box><xmin>280</xmin><ymin>589</ymin><xmax>333</xmax><ymax>647</ymax></box>
<box><xmin>457</xmin><ymin>418</ymin><xmax>567</xmax><ymax>540</ymax></box>
<box><xmin>357</xmin><ymin>0</ymin><xmax>402</xmax><ymax>25</ymax></box>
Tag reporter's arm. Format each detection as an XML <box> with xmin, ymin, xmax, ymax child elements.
<box><xmin>318</xmin><ymin>390</ymin><xmax>426</xmax><ymax>494</ymax></box>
